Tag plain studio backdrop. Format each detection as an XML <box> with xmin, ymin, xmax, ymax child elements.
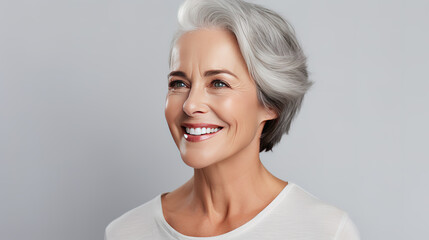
<box><xmin>1</xmin><ymin>0</ymin><xmax>428</xmax><ymax>239</ymax></box>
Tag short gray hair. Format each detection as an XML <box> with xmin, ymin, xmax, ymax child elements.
<box><xmin>170</xmin><ymin>0</ymin><xmax>312</xmax><ymax>152</ymax></box>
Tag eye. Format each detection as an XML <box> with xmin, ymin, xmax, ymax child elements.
<box><xmin>169</xmin><ymin>80</ymin><xmax>187</xmax><ymax>89</ymax></box>
<box><xmin>211</xmin><ymin>80</ymin><xmax>229</xmax><ymax>88</ymax></box>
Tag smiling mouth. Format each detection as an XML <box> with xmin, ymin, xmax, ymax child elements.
<box><xmin>181</xmin><ymin>126</ymin><xmax>224</xmax><ymax>142</ymax></box>
<box><xmin>183</xmin><ymin>127</ymin><xmax>222</xmax><ymax>135</ymax></box>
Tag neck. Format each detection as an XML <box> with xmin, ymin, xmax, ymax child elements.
<box><xmin>188</xmin><ymin>128</ymin><xmax>286</xmax><ymax>221</ymax></box>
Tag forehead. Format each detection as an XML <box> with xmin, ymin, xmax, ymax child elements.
<box><xmin>172</xmin><ymin>28</ymin><xmax>248</xmax><ymax>73</ymax></box>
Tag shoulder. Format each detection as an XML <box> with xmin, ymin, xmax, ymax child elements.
<box><xmin>285</xmin><ymin>183</ymin><xmax>346</xmax><ymax>218</ymax></box>
<box><xmin>334</xmin><ymin>213</ymin><xmax>361</xmax><ymax>240</ymax></box>
<box><xmin>275</xmin><ymin>183</ymin><xmax>361</xmax><ymax>239</ymax></box>
<box><xmin>104</xmin><ymin>195</ymin><xmax>160</xmax><ymax>240</ymax></box>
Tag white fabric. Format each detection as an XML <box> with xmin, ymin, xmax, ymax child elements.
<box><xmin>105</xmin><ymin>182</ymin><xmax>360</xmax><ymax>240</ymax></box>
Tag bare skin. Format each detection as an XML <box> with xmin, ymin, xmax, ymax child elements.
<box><xmin>162</xmin><ymin>164</ymin><xmax>287</xmax><ymax>236</ymax></box>
<box><xmin>163</xmin><ymin>28</ymin><xmax>287</xmax><ymax>237</ymax></box>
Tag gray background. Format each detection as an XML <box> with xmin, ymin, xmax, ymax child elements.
<box><xmin>1</xmin><ymin>0</ymin><xmax>428</xmax><ymax>239</ymax></box>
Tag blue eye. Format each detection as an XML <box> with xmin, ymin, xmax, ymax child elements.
<box><xmin>212</xmin><ymin>80</ymin><xmax>228</xmax><ymax>88</ymax></box>
<box><xmin>169</xmin><ymin>80</ymin><xmax>187</xmax><ymax>88</ymax></box>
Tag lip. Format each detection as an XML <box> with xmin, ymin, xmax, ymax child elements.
<box><xmin>181</xmin><ymin>123</ymin><xmax>224</xmax><ymax>142</ymax></box>
<box><xmin>182</xmin><ymin>123</ymin><xmax>223</xmax><ymax>128</ymax></box>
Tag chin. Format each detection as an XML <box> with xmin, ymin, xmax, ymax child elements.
<box><xmin>180</xmin><ymin>150</ymin><xmax>221</xmax><ymax>169</ymax></box>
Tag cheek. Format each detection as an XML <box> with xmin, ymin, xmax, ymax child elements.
<box><xmin>165</xmin><ymin>94</ymin><xmax>184</xmax><ymax>116</ymax></box>
<box><xmin>215</xmin><ymin>93</ymin><xmax>261</xmax><ymax>134</ymax></box>
<box><xmin>165</xmin><ymin>95</ymin><xmax>185</xmax><ymax>135</ymax></box>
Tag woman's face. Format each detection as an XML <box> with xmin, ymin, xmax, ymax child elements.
<box><xmin>165</xmin><ymin>28</ymin><xmax>276</xmax><ymax>169</ymax></box>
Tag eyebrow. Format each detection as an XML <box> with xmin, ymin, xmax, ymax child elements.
<box><xmin>167</xmin><ymin>69</ymin><xmax>238</xmax><ymax>80</ymax></box>
<box><xmin>204</xmin><ymin>70</ymin><xmax>238</xmax><ymax>79</ymax></box>
<box><xmin>168</xmin><ymin>71</ymin><xmax>189</xmax><ymax>80</ymax></box>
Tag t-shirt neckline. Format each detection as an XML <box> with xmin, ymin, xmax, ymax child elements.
<box><xmin>154</xmin><ymin>182</ymin><xmax>294</xmax><ymax>240</ymax></box>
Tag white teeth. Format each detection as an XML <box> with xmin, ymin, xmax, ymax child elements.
<box><xmin>185</xmin><ymin>127</ymin><xmax>221</xmax><ymax>135</ymax></box>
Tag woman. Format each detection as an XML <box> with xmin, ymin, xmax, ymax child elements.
<box><xmin>106</xmin><ymin>0</ymin><xmax>360</xmax><ymax>239</ymax></box>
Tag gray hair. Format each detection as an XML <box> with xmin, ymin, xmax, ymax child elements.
<box><xmin>170</xmin><ymin>0</ymin><xmax>312</xmax><ymax>152</ymax></box>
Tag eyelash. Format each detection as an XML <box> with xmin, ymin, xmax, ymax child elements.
<box><xmin>168</xmin><ymin>80</ymin><xmax>188</xmax><ymax>89</ymax></box>
<box><xmin>168</xmin><ymin>80</ymin><xmax>230</xmax><ymax>89</ymax></box>
<box><xmin>211</xmin><ymin>79</ymin><xmax>229</xmax><ymax>88</ymax></box>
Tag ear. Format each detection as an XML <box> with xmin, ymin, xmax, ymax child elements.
<box><xmin>261</xmin><ymin>106</ymin><xmax>278</xmax><ymax>122</ymax></box>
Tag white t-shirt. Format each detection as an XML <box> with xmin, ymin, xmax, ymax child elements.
<box><xmin>105</xmin><ymin>182</ymin><xmax>360</xmax><ymax>240</ymax></box>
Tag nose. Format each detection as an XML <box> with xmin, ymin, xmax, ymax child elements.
<box><xmin>182</xmin><ymin>86</ymin><xmax>209</xmax><ymax>116</ymax></box>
